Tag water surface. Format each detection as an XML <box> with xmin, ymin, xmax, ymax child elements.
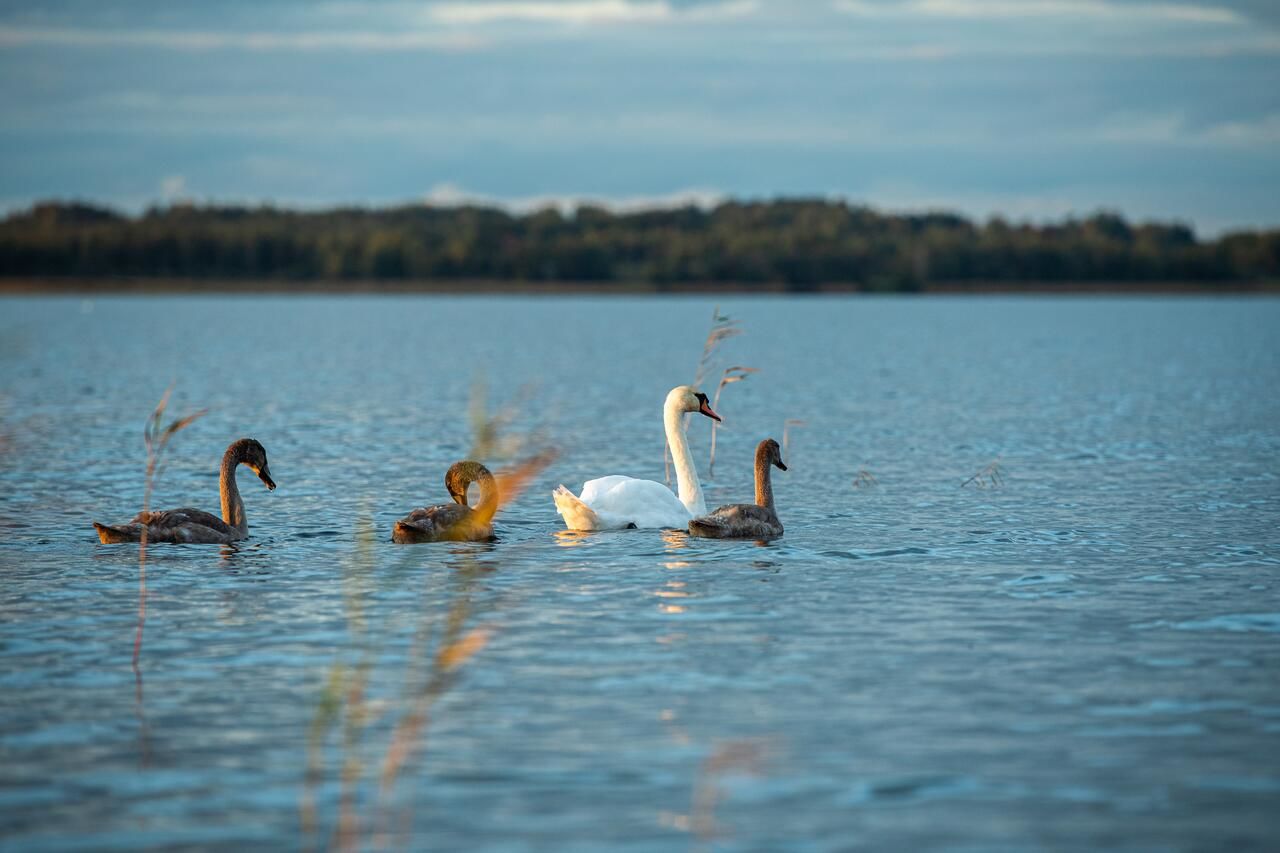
<box><xmin>1</xmin><ymin>296</ymin><xmax>1278</xmax><ymax>850</ymax></box>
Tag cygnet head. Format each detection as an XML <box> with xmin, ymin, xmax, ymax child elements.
<box><xmin>758</xmin><ymin>437</ymin><xmax>787</xmax><ymax>471</ymax></box>
<box><xmin>230</xmin><ymin>438</ymin><xmax>275</xmax><ymax>491</ymax></box>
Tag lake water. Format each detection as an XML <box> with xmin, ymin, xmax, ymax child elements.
<box><xmin>1</xmin><ymin>295</ymin><xmax>1278</xmax><ymax>851</ymax></box>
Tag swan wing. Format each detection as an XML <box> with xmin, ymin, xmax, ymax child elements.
<box><xmin>134</xmin><ymin>507</ymin><xmax>237</xmax><ymax>537</ymax></box>
<box><xmin>577</xmin><ymin>475</ymin><xmax>635</xmax><ymax>505</ymax></box>
<box><xmin>95</xmin><ymin>507</ymin><xmax>240</xmax><ymax>544</ymax></box>
<box><xmin>580</xmin><ymin>476</ymin><xmax>691</xmax><ymax>529</ymax></box>
<box><xmin>393</xmin><ymin>503</ymin><xmax>491</xmax><ymax>542</ymax></box>
<box><xmin>689</xmin><ymin>504</ymin><xmax>783</xmax><ymax>540</ymax></box>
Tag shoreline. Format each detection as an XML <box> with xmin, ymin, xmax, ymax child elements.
<box><xmin>1</xmin><ymin>277</ymin><xmax>1277</xmax><ymax>296</ymax></box>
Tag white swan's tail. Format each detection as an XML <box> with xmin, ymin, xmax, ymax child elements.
<box><xmin>553</xmin><ymin>485</ymin><xmax>605</xmax><ymax>531</ymax></box>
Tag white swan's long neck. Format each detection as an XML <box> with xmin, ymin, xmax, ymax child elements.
<box><xmin>665</xmin><ymin>400</ymin><xmax>706</xmax><ymax>516</ymax></box>
<box><xmin>219</xmin><ymin>449</ymin><xmax>247</xmax><ymax>534</ymax></box>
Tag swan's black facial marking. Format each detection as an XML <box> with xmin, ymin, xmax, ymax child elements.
<box><xmin>695</xmin><ymin>392</ymin><xmax>721</xmax><ymax>422</ymax></box>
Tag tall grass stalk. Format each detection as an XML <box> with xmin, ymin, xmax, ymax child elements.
<box><xmin>693</xmin><ymin>307</ymin><xmax>743</xmax><ymax>390</ymax></box>
<box><xmin>303</xmin><ymin>382</ymin><xmax>555</xmax><ymax>851</ymax></box>
<box><xmin>781</xmin><ymin>419</ymin><xmax>805</xmax><ymax>460</ymax></box>
<box><xmin>134</xmin><ymin>387</ymin><xmax>206</xmax><ymax>669</ymax></box>
<box><xmin>690</xmin><ymin>739</ymin><xmax>769</xmax><ymax>845</ymax></box>
<box><xmin>706</xmin><ymin>367</ymin><xmax>757</xmax><ymax>478</ymax></box>
<box><xmin>669</xmin><ymin>307</ymin><xmax>744</xmax><ymax>484</ymax></box>
<box><xmin>961</xmin><ymin>458</ymin><xmax>1004</xmax><ymax>489</ymax></box>
<box><xmin>468</xmin><ymin>375</ymin><xmax>540</xmax><ymax>462</ymax></box>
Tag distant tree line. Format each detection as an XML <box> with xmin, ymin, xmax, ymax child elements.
<box><xmin>1</xmin><ymin>199</ymin><xmax>1277</xmax><ymax>289</ymax></box>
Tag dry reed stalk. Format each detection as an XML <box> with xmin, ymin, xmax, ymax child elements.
<box><xmin>469</xmin><ymin>376</ymin><xmax>540</xmax><ymax>462</ymax></box>
<box><xmin>134</xmin><ymin>387</ymin><xmax>206</xmax><ymax>669</ymax></box>
<box><xmin>304</xmin><ymin>384</ymin><xmax>555</xmax><ymax>852</ymax></box>
<box><xmin>377</xmin><ymin>594</ymin><xmax>487</xmax><ymax>794</ymax></box>
<box><xmin>694</xmin><ymin>307</ymin><xmax>744</xmax><ymax>390</ymax></box>
<box><xmin>669</xmin><ymin>307</ymin><xmax>745</xmax><ymax>483</ymax></box>
<box><xmin>375</xmin><ymin>447</ymin><xmax>554</xmax><ymax>820</ymax></box>
<box><xmin>689</xmin><ymin>739</ymin><xmax>770</xmax><ymax>843</ymax></box>
<box><xmin>300</xmin><ymin>664</ymin><xmax>346</xmax><ymax>847</ymax></box>
<box><xmin>706</xmin><ymin>366</ymin><xmax>758</xmax><ymax>477</ymax></box>
<box><xmin>493</xmin><ymin>449</ymin><xmax>557</xmax><ymax>508</ymax></box>
<box><xmin>126</xmin><ymin>388</ymin><xmax>204</xmax><ymax>770</ymax></box>
<box><xmin>852</xmin><ymin>469</ymin><xmax>878</xmax><ymax>488</ymax></box>
<box><xmin>781</xmin><ymin>419</ymin><xmax>805</xmax><ymax>460</ymax></box>
<box><xmin>961</xmin><ymin>458</ymin><xmax>1004</xmax><ymax>489</ymax></box>
<box><xmin>301</xmin><ymin>515</ymin><xmax>379</xmax><ymax>853</ymax></box>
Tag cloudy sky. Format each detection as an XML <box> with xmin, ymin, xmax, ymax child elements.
<box><xmin>1</xmin><ymin>0</ymin><xmax>1277</xmax><ymax>233</ymax></box>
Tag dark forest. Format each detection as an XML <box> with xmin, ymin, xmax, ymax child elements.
<box><xmin>4</xmin><ymin>199</ymin><xmax>1277</xmax><ymax>290</ymax></box>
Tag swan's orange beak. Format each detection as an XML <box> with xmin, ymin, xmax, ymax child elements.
<box><xmin>698</xmin><ymin>398</ymin><xmax>721</xmax><ymax>421</ymax></box>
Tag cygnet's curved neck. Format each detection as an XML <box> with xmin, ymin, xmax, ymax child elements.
<box><xmin>754</xmin><ymin>444</ymin><xmax>775</xmax><ymax>510</ymax></box>
<box><xmin>664</xmin><ymin>397</ymin><xmax>705</xmax><ymax>516</ymax></box>
<box><xmin>473</xmin><ymin>469</ymin><xmax>499</xmax><ymax>524</ymax></box>
<box><xmin>219</xmin><ymin>445</ymin><xmax>247</xmax><ymax>534</ymax></box>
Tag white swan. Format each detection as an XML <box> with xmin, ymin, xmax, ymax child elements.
<box><xmin>553</xmin><ymin>385</ymin><xmax>720</xmax><ymax>530</ymax></box>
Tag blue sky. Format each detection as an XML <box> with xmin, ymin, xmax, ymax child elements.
<box><xmin>1</xmin><ymin>0</ymin><xmax>1277</xmax><ymax>234</ymax></box>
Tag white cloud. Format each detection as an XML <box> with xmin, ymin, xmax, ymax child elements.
<box><xmin>0</xmin><ymin>26</ymin><xmax>485</xmax><ymax>52</ymax></box>
<box><xmin>1091</xmin><ymin>112</ymin><xmax>1280</xmax><ymax>146</ymax></box>
<box><xmin>100</xmin><ymin>92</ymin><xmax>333</xmax><ymax>115</ymax></box>
<box><xmin>1091</xmin><ymin>112</ymin><xmax>1190</xmax><ymax>144</ymax></box>
<box><xmin>16</xmin><ymin>94</ymin><xmax>1280</xmax><ymax>154</ymax></box>
<box><xmin>423</xmin><ymin>182</ymin><xmax>727</xmax><ymax>212</ymax></box>
<box><xmin>1195</xmin><ymin>114</ymin><xmax>1280</xmax><ymax>145</ymax></box>
<box><xmin>832</xmin><ymin>0</ymin><xmax>1243</xmax><ymax>25</ymax></box>
<box><xmin>0</xmin><ymin>3</ymin><xmax>761</xmax><ymax>53</ymax></box>
<box><xmin>427</xmin><ymin>1</ymin><xmax>757</xmax><ymax>26</ymax></box>
<box><xmin>160</xmin><ymin>175</ymin><xmax>188</xmax><ymax>200</ymax></box>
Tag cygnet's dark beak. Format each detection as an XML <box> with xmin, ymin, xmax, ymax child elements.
<box><xmin>774</xmin><ymin>459</ymin><xmax>788</xmax><ymax>471</ymax></box>
<box><xmin>259</xmin><ymin>465</ymin><xmax>276</xmax><ymax>491</ymax></box>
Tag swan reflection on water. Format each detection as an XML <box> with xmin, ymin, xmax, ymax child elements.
<box><xmin>653</xmin><ymin>582</ymin><xmax>689</xmax><ymax>598</ymax></box>
<box><xmin>552</xmin><ymin>529</ymin><xmax>594</xmax><ymax>548</ymax></box>
<box><xmin>661</xmin><ymin>529</ymin><xmax>689</xmax><ymax>551</ymax></box>
<box><xmin>216</xmin><ymin>538</ymin><xmax>279</xmax><ymax>570</ymax></box>
<box><xmin>662</xmin><ymin>529</ymin><xmax>693</xmax><ymax>570</ymax></box>
<box><xmin>441</xmin><ymin>540</ymin><xmax>499</xmax><ymax>560</ymax></box>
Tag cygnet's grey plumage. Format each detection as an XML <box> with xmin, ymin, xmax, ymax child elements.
<box><xmin>688</xmin><ymin>438</ymin><xmax>786</xmax><ymax>541</ymax></box>
<box><xmin>94</xmin><ymin>438</ymin><xmax>276</xmax><ymax>544</ymax></box>
<box><xmin>392</xmin><ymin>460</ymin><xmax>498</xmax><ymax>543</ymax></box>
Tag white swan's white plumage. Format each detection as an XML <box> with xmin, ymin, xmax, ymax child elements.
<box><xmin>553</xmin><ymin>386</ymin><xmax>720</xmax><ymax>530</ymax></box>
<box><xmin>554</xmin><ymin>478</ymin><xmax>689</xmax><ymax>530</ymax></box>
